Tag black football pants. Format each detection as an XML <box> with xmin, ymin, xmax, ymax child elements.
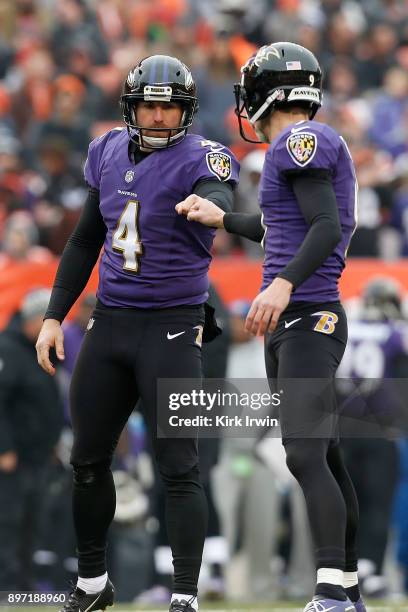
<box><xmin>265</xmin><ymin>301</ymin><xmax>359</xmax><ymax>572</ymax></box>
<box><xmin>69</xmin><ymin>302</ymin><xmax>207</xmax><ymax>594</ymax></box>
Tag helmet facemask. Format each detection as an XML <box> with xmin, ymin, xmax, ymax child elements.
<box><xmin>122</xmin><ymin>92</ymin><xmax>197</xmax><ymax>150</ymax></box>
<box><xmin>120</xmin><ymin>56</ymin><xmax>198</xmax><ymax>150</ymax></box>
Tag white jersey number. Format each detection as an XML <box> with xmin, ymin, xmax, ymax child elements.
<box><xmin>112</xmin><ymin>200</ymin><xmax>143</xmax><ymax>272</ymax></box>
<box><xmin>338</xmin><ymin>340</ymin><xmax>385</xmax><ymax>379</ymax></box>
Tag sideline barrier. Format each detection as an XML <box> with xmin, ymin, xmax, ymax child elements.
<box><xmin>1</xmin><ymin>256</ymin><xmax>408</xmax><ymax>330</ymax></box>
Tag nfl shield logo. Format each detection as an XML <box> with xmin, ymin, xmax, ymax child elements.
<box><xmin>286</xmin><ymin>132</ymin><xmax>317</xmax><ymax>167</ymax></box>
<box><xmin>125</xmin><ymin>170</ymin><xmax>134</xmax><ymax>183</ymax></box>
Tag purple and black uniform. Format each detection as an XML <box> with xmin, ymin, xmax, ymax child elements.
<box><xmin>84</xmin><ymin>129</ymin><xmax>239</xmax><ymax>308</ymax></box>
<box><xmin>43</xmin><ymin>52</ymin><xmax>241</xmax><ymax>603</ymax></box>
<box><xmin>339</xmin><ymin>319</ymin><xmax>408</xmax><ymax>380</ymax></box>
<box><xmin>337</xmin><ymin>318</ymin><xmax>408</xmax><ymax>426</ymax></box>
<box><xmin>260</xmin><ymin>120</ymin><xmax>357</xmax><ymax>302</ymax></box>
<box><xmin>337</xmin><ymin>318</ymin><xmax>408</xmax><ymax>574</ymax></box>
<box><xmin>44</xmin><ymin>125</ymin><xmax>239</xmax><ymax>592</ymax></box>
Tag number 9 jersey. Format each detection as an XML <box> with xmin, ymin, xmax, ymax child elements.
<box><xmin>260</xmin><ymin>120</ymin><xmax>357</xmax><ymax>302</ymax></box>
<box><xmin>84</xmin><ymin>128</ymin><xmax>239</xmax><ymax>308</ymax></box>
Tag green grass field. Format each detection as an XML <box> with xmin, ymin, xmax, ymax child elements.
<box><xmin>3</xmin><ymin>602</ymin><xmax>408</xmax><ymax>612</ymax></box>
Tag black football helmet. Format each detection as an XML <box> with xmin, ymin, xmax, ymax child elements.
<box><xmin>120</xmin><ymin>54</ymin><xmax>198</xmax><ymax>149</ymax></box>
<box><xmin>362</xmin><ymin>276</ymin><xmax>402</xmax><ymax>320</ymax></box>
<box><xmin>234</xmin><ymin>42</ymin><xmax>323</xmax><ymax>143</ymax></box>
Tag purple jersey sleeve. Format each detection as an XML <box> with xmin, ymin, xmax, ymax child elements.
<box><xmin>274</xmin><ymin>122</ymin><xmax>341</xmax><ymax>174</ymax></box>
<box><xmin>188</xmin><ymin>139</ymin><xmax>239</xmax><ymax>188</ymax></box>
<box><xmin>84</xmin><ymin>128</ymin><xmax>122</xmax><ymax>189</ymax></box>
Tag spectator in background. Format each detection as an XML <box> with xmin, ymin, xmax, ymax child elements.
<box><xmin>50</xmin><ymin>0</ymin><xmax>109</xmax><ymax>70</ymax></box>
<box><xmin>195</xmin><ymin>32</ymin><xmax>238</xmax><ymax>145</ymax></box>
<box><xmin>345</xmin><ymin>134</ymin><xmax>393</xmax><ymax>257</ymax></box>
<box><xmin>357</xmin><ymin>24</ymin><xmax>399</xmax><ymax>91</ymax></box>
<box><xmin>0</xmin><ymin>288</ymin><xmax>64</xmax><ymax>589</ymax></box>
<box><xmin>0</xmin><ymin>211</ymin><xmax>53</xmax><ymax>269</ymax></box>
<box><xmin>0</xmin><ymin>134</ymin><xmax>27</xmax><ymax>230</ymax></box>
<box><xmin>0</xmin><ymin>85</ymin><xmax>15</xmax><ymax>134</ymax></box>
<box><xmin>12</xmin><ymin>47</ymin><xmax>56</xmax><ymax>139</ymax></box>
<box><xmin>324</xmin><ymin>57</ymin><xmax>359</xmax><ymax>107</ymax></box>
<box><xmin>368</xmin><ymin>66</ymin><xmax>408</xmax><ymax>159</ymax></box>
<box><xmin>27</xmin><ymin>75</ymin><xmax>91</xmax><ymax>172</ymax></box>
<box><xmin>32</xmin><ymin>136</ymin><xmax>87</xmax><ymax>254</ymax></box>
<box><xmin>390</xmin><ymin>154</ymin><xmax>408</xmax><ymax>256</ymax></box>
<box><xmin>64</xmin><ymin>41</ymin><xmax>110</xmax><ymax>122</ymax></box>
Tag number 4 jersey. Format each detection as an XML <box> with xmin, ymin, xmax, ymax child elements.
<box><xmin>84</xmin><ymin>129</ymin><xmax>239</xmax><ymax>308</ymax></box>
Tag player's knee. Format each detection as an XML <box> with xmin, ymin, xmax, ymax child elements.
<box><xmin>159</xmin><ymin>463</ymin><xmax>201</xmax><ymax>487</ymax></box>
<box><xmin>155</xmin><ymin>440</ymin><xmax>199</xmax><ymax>479</ymax></box>
<box><xmin>284</xmin><ymin>439</ymin><xmax>327</xmax><ymax>480</ymax></box>
<box><xmin>72</xmin><ymin>462</ymin><xmax>111</xmax><ymax>486</ymax></box>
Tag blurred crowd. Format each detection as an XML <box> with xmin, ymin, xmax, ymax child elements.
<box><xmin>1</xmin><ymin>0</ymin><xmax>408</xmax><ymax>261</ymax></box>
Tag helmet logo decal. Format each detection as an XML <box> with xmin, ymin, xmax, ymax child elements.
<box><xmin>286</xmin><ymin>132</ymin><xmax>317</xmax><ymax>167</ymax></box>
<box><xmin>206</xmin><ymin>151</ymin><xmax>232</xmax><ymax>182</ymax></box>
<box><xmin>185</xmin><ymin>70</ymin><xmax>194</xmax><ymax>88</ymax></box>
<box><xmin>127</xmin><ymin>69</ymin><xmax>136</xmax><ymax>88</ymax></box>
<box><xmin>254</xmin><ymin>45</ymin><xmax>280</xmax><ymax>66</ymax></box>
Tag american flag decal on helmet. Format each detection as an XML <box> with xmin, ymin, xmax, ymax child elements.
<box><xmin>286</xmin><ymin>61</ymin><xmax>302</xmax><ymax>70</ymax></box>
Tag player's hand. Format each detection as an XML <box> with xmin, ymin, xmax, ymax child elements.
<box><xmin>245</xmin><ymin>278</ymin><xmax>293</xmax><ymax>336</ymax></box>
<box><xmin>175</xmin><ymin>194</ymin><xmax>225</xmax><ymax>228</ymax></box>
<box><xmin>0</xmin><ymin>451</ymin><xmax>17</xmax><ymax>472</ymax></box>
<box><xmin>36</xmin><ymin>319</ymin><xmax>65</xmax><ymax>376</ymax></box>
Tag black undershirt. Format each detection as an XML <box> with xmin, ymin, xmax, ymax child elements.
<box><xmin>45</xmin><ymin>147</ymin><xmax>234</xmax><ymax>322</ymax></box>
<box><xmin>223</xmin><ymin>168</ymin><xmax>342</xmax><ymax>291</ymax></box>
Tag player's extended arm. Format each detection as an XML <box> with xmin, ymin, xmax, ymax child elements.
<box><xmin>36</xmin><ymin>187</ymin><xmax>106</xmax><ymax>375</ymax></box>
<box><xmin>224</xmin><ymin>212</ymin><xmax>264</xmax><ymax>243</ymax></box>
<box><xmin>277</xmin><ymin>168</ymin><xmax>342</xmax><ymax>289</ymax></box>
<box><xmin>178</xmin><ymin>179</ymin><xmax>265</xmax><ymax>242</ymax></box>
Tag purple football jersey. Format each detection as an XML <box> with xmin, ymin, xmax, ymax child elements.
<box><xmin>259</xmin><ymin>120</ymin><xmax>357</xmax><ymax>302</ymax></box>
<box><xmin>337</xmin><ymin>319</ymin><xmax>408</xmax><ymax>423</ymax></box>
<box><xmin>84</xmin><ymin>130</ymin><xmax>239</xmax><ymax>308</ymax></box>
<box><xmin>338</xmin><ymin>319</ymin><xmax>408</xmax><ymax>379</ymax></box>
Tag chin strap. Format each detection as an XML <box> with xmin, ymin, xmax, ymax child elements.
<box><xmin>137</xmin><ymin>129</ymin><xmax>186</xmax><ymax>151</ymax></box>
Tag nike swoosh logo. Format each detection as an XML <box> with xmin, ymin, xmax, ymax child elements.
<box><xmin>167</xmin><ymin>331</ymin><xmax>186</xmax><ymax>340</ymax></box>
<box><xmin>291</xmin><ymin>125</ymin><xmax>310</xmax><ymax>133</ymax></box>
<box><xmin>284</xmin><ymin>317</ymin><xmax>302</xmax><ymax>329</ymax></box>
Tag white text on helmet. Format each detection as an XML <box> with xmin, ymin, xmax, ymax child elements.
<box><xmin>144</xmin><ymin>85</ymin><xmax>172</xmax><ymax>102</ymax></box>
<box><xmin>287</xmin><ymin>87</ymin><xmax>320</xmax><ymax>102</ymax></box>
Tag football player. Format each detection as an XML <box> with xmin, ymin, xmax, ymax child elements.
<box><xmin>337</xmin><ymin>277</ymin><xmax>408</xmax><ymax>597</ymax></box>
<box><xmin>177</xmin><ymin>42</ymin><xmax>365</xmax><ymax>612</ymax></box>
<box><xmin>36</xmin><ymin>55</ymin><xmax>239</xmax><ymax>612</ymax></box>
